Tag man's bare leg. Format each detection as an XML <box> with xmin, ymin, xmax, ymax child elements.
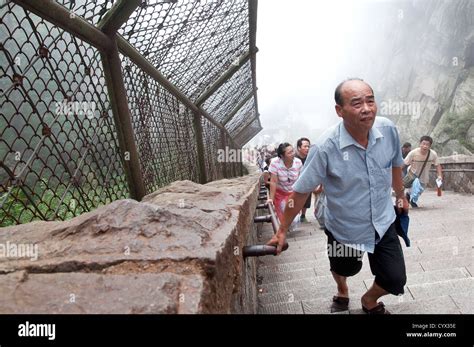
<box><xmin>361</xmin><ymin>281</ymin><xmax>388</xmax><ymax>309</ymax></box>
<box><xmin>331</xmin><ymin>271</ymin><xmax>349</xmax><ymax>298</ymax></box>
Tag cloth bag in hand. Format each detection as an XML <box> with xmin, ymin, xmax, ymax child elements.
<box><xmin>394</xmin><ymin>205</ymin><xmax>410</xmax><ymax>247</ymax></box>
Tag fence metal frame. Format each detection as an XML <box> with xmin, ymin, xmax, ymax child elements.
<box><xmin>9</xmin><ymin>0</ymin><xmax>261</xmax><ymax>202</ymax></box>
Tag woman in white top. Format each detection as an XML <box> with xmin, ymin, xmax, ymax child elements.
<box><xmin>267</xmin><ymin>143</ymin><xmax>303</xmax><ymax>222</ymax></box>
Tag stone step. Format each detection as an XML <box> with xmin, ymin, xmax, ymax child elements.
<box><xmin>258</xmin><ymin>250</ymin><xmax>423</xmax><ymax>274</ymax></box>
<box><xmin>262</xmin><ymin>246</ymin><xmax>320</xmax><ymax>258</ymax></box>
<box><xmin>403</xmin><ymin>248</ymin><xmax>472</xmax><ymax>263</ymax></box>
<box><xmin>261</xmin><ymin>287</ymin><xmax>470</xmax><ymax>315</ymax></box>
<box><xmin>259</xmin><ymin>254</ymin><xmax>327</xmax><ymax>271</ymax></box>
<box><xmin>441</xmin><ymin>220</ymin><xmax>472</xmax><ymax>231</ymax></box>
<box><xmin>258</xmin><ymin>268</ymin><xmax>316</xmax><ymax>285</ymax></box>
<box><xmin>259</xmin><ymin>263</ymin><xmax>373</xmax><ymax>285</ymax></box>
<box><xmin>260</xmin><ymin>287</ymin><xmax>415</xmax><ymax>314</ymax></box>
<box><xmin>287</xmin><ymin>234</ymin><xmax>468</xmax><ymax>254</ymax></box>
<box><xmin>259</xmin><ymin>253</ymin><xmax>425</xmax><ymax>276</ymax></box>
<box><xmin>363</xmin><ymin>267</ymin><xmax>471</xmax><ymax>289</ymax></box>
<box><xmin>258</xmin><ymin>301</ymin><xmax>304</xmax><ymax>314</ymax></box>
<box><xmin>260</xmin><ymin>271</ymin><xmax>371</xmax><ymax>294</ymax></box>
<box><xmin>289</xmin><ymin>234</ymin><xmax>324</xmax><ymax>242</ymax></box>
<box><xmin>466</xmin><ymin>265</ymin><xmax>474</xmax><ymax>276</ymax></box>
<box><xmin>258</xmin><ymin>278</ymin><xmax>368</xmax><ymax>306</ymax></box>
<box><xmin>458</xmin><ymin>234</ymin><xmax>474</xmax><ymax>246</ymax></box>
<box><xmin>286</xmin><ymin>239</ymin><xmax>420</xmax><ymax>254</ymax></box>
<box><xmin>447</xmin><ymin>229</ymin><xmax>474</xmax><ymax>241</ymax></box>
<box><xmin>449</xmin><ymin>293</ymin><xmax>474</xmax><ymax>314</ymax></box>
<box><xmin>407</xmin><ymin>277</ymin><xmax>474</xmax><ymax>300</ymax></box>
<box><xmin>258</xmin><ymin>275</ymin><xmax>472</xmax><ymax>313</ymax></box>
<box><xmin>260</xmin><ymin>246</ymin><xmax>376</xmax><ymax>265</ymax></box>
<box><xmin>289</xmin><ymin>240</ymin><xmax>329</xmax><ymax>250</ymax></box>
<box><xmin>256</xmin><ymin>191</ymin><xmax>474</xmax><ymax>314</ymax></box>
<box><xmin>371</xmin><ymin>296</ymin><xmax>462</xmax><ymax>314</ymax></box>
<box><xmin>287</xmin><ymin>229</ymin><xmax>317</xmax><ymax>239</ymax></box>
<box><xmin>258</xmin><ymin>253</ymin><xmax>316</xmax><ymax>266</ymax></box>
<box><xmin>258</xmin><ymin>261</ymin><xmax>472</xmax><ymax>310</ymax></box>
<box><xmin>405</xmin><ymin>229</ymin><xmax>449</xmax><ymax>240</ymax></box>
<box><xmin>419</xmin><ymin>254</ymin><xmax>473</xmax><ymax>272</ymax></box>
<box><xmin>258</xmin><ymin>260</ymin><xmax>319</xmax><ymax>276</ymax></box>
<box><xmin>259</xmin><ymin>235</ymin><xmax>469</xmax><ymax>267</ymax></box>
<box><xmin>300</xmin><ymin>291</ymin><xmax>415</xmax><ymax>314</ymax></box>
<box><xmin>410</xmin><ymin>235</ymin><xmax>459</xmax><ymax>247</ymax></box>
<box><xmin>301</xmin><ymin>297</ymin><xmax>356</xmax><ymax>314</ymax></box>
<box><xmin>260</xmin><ymin>266</ymin><xmax>471</xmax><ymax>296</ymax></box>
<box><xmin>258</xmin><ymin>243</ymin><xmax>468</xmax><ymax>267</ymax></box>
<box><xmin>417</xmin><ymin>241</ymin><xmax>472</xmax><ymax>255</ymax></box>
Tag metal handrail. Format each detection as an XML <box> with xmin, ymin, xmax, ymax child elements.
<box><xmin>243</xmin><ymin>183</ymin><xmax>289</xmax><ymax>258</ymax></box>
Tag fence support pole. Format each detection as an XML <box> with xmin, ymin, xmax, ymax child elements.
<box><xmin>11</xmin><ymin>0</ymin><xmax>113</xmax><ymax>52</ymax></box>
<box><xmin>195</xmin><ymin>50</ymin><xmax>254</xmax><ymax>107</ymax></box>
<box><xmin>193</xmin><ymin>112</ymin><xmax>208</xmax><ymax>184</ymax></box>
<box><xmin>101</xmin><ymin>40</ymin><xmax>146</xmax><ymax>200</ymax></box>
<box><xmin>234</xmin><ymin>114</ymin><xmax>259</xmax><ymax>140</ymax></box>
<box><xmin>97</xmin><ymin>0</ymin><xmax>141</xmax><ymax>35</ymax></box>
<box><xmin>222</xmin><ymin>91</ymin><xmax>254</xmax><ymax>126</ymax></box>
<box><xmin>220</xmin><ymin>128</ymin><xmax>229</xmax><ymax>178</ymax></box>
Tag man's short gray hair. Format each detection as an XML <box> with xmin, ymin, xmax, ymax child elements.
<box><xmin>334</xmin><ymin>78</ymin><xmax>374</xmax><ymax>106</ymax></box>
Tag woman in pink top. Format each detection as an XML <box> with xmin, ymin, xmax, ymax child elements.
<box><xmin>267</xmin><ymin>143</ymin><xmax>303</xmax><ymax>222</ymax></box>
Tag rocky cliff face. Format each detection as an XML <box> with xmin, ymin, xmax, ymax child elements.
<box><xmin>360</xmin><ymin>0</ymin><xmax>474</xmax><ymax>156</ymax></box>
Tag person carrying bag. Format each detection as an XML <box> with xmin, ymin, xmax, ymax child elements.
<box><xmin>403</xmin><ymin>151</ymin><xmax>430</xmax><ymax>188</ymax></box>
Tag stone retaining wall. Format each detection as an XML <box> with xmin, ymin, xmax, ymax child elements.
<box><xmin>428</xmin><ymin>155</ymin><xmax>474</xmax><ymax>194</ymax></box>
<box><xmin>0</xmin><ymin>173</ymin><xmax>263</xmax><ymax>314</ymax></box>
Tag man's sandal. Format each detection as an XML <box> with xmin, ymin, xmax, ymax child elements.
<box><xmin>362</xmin><ymin>302</ymin><xmax>391</xmax><ymax>315</ymax></box>
<box><xmin>331</xmin><ymin>296</ymin><xmax>349</xmax><ymax>313</ymax></box>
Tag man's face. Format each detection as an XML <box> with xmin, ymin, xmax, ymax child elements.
<box><xmin>335</xmin><ymin>80</ymin><xmax>377</xmax><ymax>133</ymax></box>
<box><xmin>420</xmin><ymin>140</ymin><xmax>431</xmax><ymax>152</ymax></box>
<box><xmin>298</xmin><ymin>141</ymin><xmax>310</xmax><ymax>157</ymax></box>
<box><xmin>402</xmin><ymin>146</ymin><xmax>411</xmax><ymax>155</ymax></box>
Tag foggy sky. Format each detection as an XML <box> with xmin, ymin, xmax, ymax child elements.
<box><xmin>250</xmin><ymin>0</ymin><xmax>400</xmax><ymax>147</ymax></box>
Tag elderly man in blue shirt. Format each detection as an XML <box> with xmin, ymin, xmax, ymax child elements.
<box><xmin>267</xmin><ymin>78</ymin><xmax>409</xmax><ymax>314</ymax></box>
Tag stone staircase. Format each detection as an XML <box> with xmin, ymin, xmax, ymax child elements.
<box><xmin>256</xmin><ymin>190</ymin><xmax>474</xmax><ymax>314</ymax></box>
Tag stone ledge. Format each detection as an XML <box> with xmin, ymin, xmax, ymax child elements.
<box><xmin>436</xmin><ymin>155</ymin><xmax>474</xmax><ymax>164</ymax></box>
<box><xmin>0</xmin><ymin>271</ymin><xmax>203</xmax><ymax>314</ymax></box>
<box><xmin>0</xmin><ymin>174</ymin><xmax>262</xmax><ymax>313</ymax></box>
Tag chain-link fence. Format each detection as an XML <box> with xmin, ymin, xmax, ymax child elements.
<box><xmin>0</xmin><ymin>0</ymin><xmax>261</xmax><ymax>226</ymax></box>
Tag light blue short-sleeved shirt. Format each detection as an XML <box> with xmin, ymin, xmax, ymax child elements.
<box><xmin>293</xmin><ymin>117</ymin><xmax>404</xmax><ymax>253</ymax></box>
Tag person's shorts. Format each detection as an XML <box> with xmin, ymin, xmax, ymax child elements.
<box><xmin>324</xmin><ymin>223</ymin><xmax>406</xmax><ymax>295</ymax></box>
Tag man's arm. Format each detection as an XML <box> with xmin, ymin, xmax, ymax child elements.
<box><xmin>436</xmin><ymin>164</ymin><xmax>443</xmax><ymax>179</ymax></box>
<box><xmin>392</xmin><ymin>166</ymin><xmax>409</xmax><ymax>213</ymax></box>
<box><xmin>266</xmin><ymin>191</ymin><xmax>310</xmax><ymax>254</ymax></box>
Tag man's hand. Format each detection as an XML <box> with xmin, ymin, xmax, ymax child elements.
<box><xmin>266</xmin><ymin>198</ymin><xmax>273</xmax><ymax>205</ymax></box>
<box><xmin>266</xmin><ymin>227</ymin><xmax>287</xmax><ymax>255</ymax></box>
<box><xmin>396</xmin><ymin>196</ymin><xmax>409</xmax><ymax>214</ymax></box>
<box><xmin>266</xmin><ymin>191</ymin><xmax>310</xmax><ymax>255</ymax></box>
<box><xmin>392</xmin><ymin>166</ymin><xmax>409</xmax><ymax>214</ymax></box>
<box><xmin>313</xmin><ymin>184</ymin><xmax>323</xmax><ymax>194</ymax></box>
